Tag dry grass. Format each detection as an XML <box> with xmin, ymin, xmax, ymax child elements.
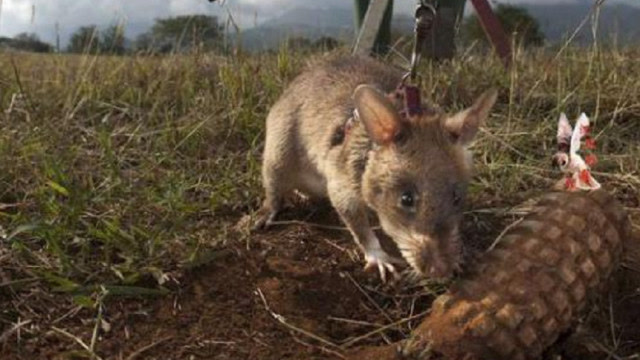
<box><xmin>0</xmin><ymin>40</ymin><xmax>638</xmax><ymax>357</ymax></box>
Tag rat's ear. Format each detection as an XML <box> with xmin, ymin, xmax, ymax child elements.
<box><xmin>444</xmin><ymin>88</ymin><xmax>498</xmax><ymax>146</ymax></box>
<box><xmin>353</xmin><ymin>84</ymin><xmax>403</xmax><ymax>145</ymax></box>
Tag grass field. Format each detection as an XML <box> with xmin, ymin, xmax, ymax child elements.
<box><xmin>0</xmin><ymin>43</ymin><xmax>639</xmax><ymax>358</ymax></box>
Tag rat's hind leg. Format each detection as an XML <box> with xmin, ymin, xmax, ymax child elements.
<box><xmin>252</xmin><ymin>114</ymin><xmax>299</xmax><ymax>231</ymax></box>
<box><xmin>252</xmin><ymin>155</ymin><xmax>294</xmax><ymax>231</ymax></box>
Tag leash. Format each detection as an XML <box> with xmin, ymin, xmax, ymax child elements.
<box><xmin>408</xmin><ymin>0</ymin><xmax>437</xmax><ymax>83</ymax></box>
<box><xmin>397</xmin><ymin>0</ymin><xmax>437</xmax><ymax>118</ymax></box>
<box><xmin>345</xmin><ymin>1</ymin><xmax>437</xmax><ymax>143</ymax></box>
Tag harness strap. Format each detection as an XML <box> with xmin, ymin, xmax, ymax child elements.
<box><xmin>399</xmin><ymin>83</ymin><xmax>423</xmax><ymax>117</ymax></box>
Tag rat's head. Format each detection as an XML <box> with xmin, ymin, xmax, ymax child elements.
<box><xmin>354</xmin><ymin>85</ymin><xmax>498</xmax><ymax>279</ymax></box>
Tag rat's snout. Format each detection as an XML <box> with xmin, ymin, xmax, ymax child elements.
<box><xmin>413</xmin><ymin>242</ymin><xmax>457</xmax><ymax>279</ymax></box>
<box><xmin>408</xmin><ymin>228</ymin><xmax>463</xmax><ymax>280</ymax></box>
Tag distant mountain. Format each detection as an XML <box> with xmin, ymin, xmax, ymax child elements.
<box><xmin>236</xmin><ymin>7</ymin><xmax>355</xmax><ymax>51</ymax></box>
<box><xmin>265</xmin><ymin>7</ymin><xmax>354</xmax><ymax>29</ymax></box>
<box><xmin>233</xmin><ymin>2</ymin><xmax>640</xmax><ymax>52</ymax></box>
<box><xmin>525</xmin><ymin>2</ymin><xmax>640</xmax><ymax>45</ymax></box>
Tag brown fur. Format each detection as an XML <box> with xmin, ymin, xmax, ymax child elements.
<box><xmin>254</xmin><ymin>54</ymin><xmax>498</xmax><ymax>280</ymax></box>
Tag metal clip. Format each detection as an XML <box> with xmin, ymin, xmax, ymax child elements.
<box><xmin>409</xmin><ymin>1</ymin><xmax>437</xmax><ymax>82</ymax></box>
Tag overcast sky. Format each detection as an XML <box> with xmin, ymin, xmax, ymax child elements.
<box><xmin>0</xmin><ymin>0</ymin><xmax>636</xmax><ymax>45</ymax></box>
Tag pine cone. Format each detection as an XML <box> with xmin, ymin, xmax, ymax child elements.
<box><xmin>400</xmin><ymin>189</ymin><xmax>631</xmax><ymax>360</ymax></box>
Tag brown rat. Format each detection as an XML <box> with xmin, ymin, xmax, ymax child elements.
<box><xmin>253</xmin><ymin>54</ymin><xmax>497</xmax><ymax>281</ymax></box>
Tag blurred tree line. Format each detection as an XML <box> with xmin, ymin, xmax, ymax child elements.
<box><xmin>0</xmin><ymin>4</ymin><xmax>544</xmax><ymax>55</ymax></box>
<box><xmin>67</xmin><ymin>16</ymin><xmax>224</xmax><ymax>54</ymax></box>
<box><xmin>0</xmin><ymin>15</ymin><xmax>225</xmax><ymax>55</ymax></box>
<box><xmin>0</xmin><ymin>33</ymin><xmax>53</xmax><ymax>53</ymax></box>
<box><xmin>461</xmin><ymin>4</ymin><xmax>544</xmax><ymax>48</ymax></box>
<box><xmin>134</xmin><ymin>15</ymin><xmax>224</xmax><ymax>53</ymax></box>
<box><xmin>67</xmin><ymin>25</ymin><xmax>127</xmax><ymax>54</ymax></box>
<box><xmin>285</xmin><ymin>36</ymin><xmax>341</xmax><ymax>52</ymax></box>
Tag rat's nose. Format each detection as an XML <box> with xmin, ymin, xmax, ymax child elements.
<box><xmin>414</xmin><ymin>241</ymin><xmax>456</xmax><ymax>280</ymax></box>
<box><xmin>425</xmin><ymin>260</ymin><xmax>455</xmax><ymax>279</ymax></box>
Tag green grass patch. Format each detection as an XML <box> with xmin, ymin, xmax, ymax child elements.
<box><xmin>0</xmin><ymin>45</ymin><xmax>638</xmax><ymax>297</ymax></box>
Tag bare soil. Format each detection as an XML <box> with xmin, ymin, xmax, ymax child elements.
<box><xmin>2</xmin><ymin>203</ymin><xmax>639</xmax><ymax>360</ymax></box>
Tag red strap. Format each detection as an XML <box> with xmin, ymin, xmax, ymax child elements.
<box><xmin>470</xmin><ymin>0</ymin><xmax>512</xmax><ymax>68</ymax></box>
<box><xmin>402</xmin><ymin>84</ymin><xmax>423</xmax><ymax>117</ymax></box>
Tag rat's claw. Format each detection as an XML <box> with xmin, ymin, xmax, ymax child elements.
<box><xmin>364</xmin><ymin>248</ymin><xmax>401</xmax><ymax>282</ymax></box>
<box><xmin>379</xmin><ymin>261</ymin><xmax>397</xmax><ymax>283</ymax></box>
<box><xmin>251</xmin><ymin>208</ymin><xmax>278</xmax><ymax>232</ymax></box>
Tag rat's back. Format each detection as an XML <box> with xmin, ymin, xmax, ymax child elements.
<box><xmin>260</xmin><ymin>55</ymin><xmax>403</xmax><ymax>199</ymax></box>
<box><xmin>266</xmin><ymin>55</ymin><xmax>403</xmax><ymax>164</ymax></box>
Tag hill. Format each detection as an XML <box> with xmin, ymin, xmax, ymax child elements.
<box><xmin>526</xmin><ymin>2</ymin><xmax>640</xmax><ymax>45</ymax></box>
<box><xmin>234</xmin><ymin>1</ymin><xmax>640</xmax><ymax>51</ymax></box>
<box><xmin>236</xmin><ymin>7</ymin><xmax>355</xmax><ymax>51</ymax></box>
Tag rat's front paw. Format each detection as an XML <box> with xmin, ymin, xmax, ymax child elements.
<box><xmin>363</xmin><ymin>247</ymin><xmax>403</xmax><ymax>283</ymax></box>
<box><xmin>251</xmin><ymin>207</ymin><xmax>278</xmax><ymax>232</ymax></box>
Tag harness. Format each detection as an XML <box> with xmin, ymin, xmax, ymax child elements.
<box><xmin>337</xmin><ymin>1</ymin><xmax>436</xmax><ymax>145</ymax></box>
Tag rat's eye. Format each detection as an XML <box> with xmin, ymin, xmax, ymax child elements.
<box><xmin>400</xmin><ymin>191</ymin><xmax>416</xmax><ymax>208</ymax></box>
